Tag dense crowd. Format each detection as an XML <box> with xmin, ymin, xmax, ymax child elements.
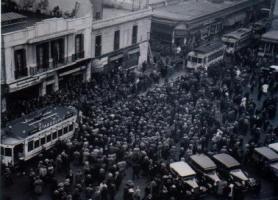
<box><xmin>2</xmin><ymin>47</ymin><xmax>278</xmax><ymax>200</ymax></box>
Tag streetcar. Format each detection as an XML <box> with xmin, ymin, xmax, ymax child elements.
<box><xmin>0</xmin><ymin>106</ymin><xmax>78</xmax><ymax>166</ymax></box>
<box><xmin>187</xmin><ymin>41</ymin><xmax>225</xmax><ymax>70</ymax></box>
<box><xmin>221</xmin><ymin>28</ymin><xmax>253</xmax><ymax>54</ymax></box>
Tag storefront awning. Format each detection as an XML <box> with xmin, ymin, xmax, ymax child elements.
<box><xmin>109</xmin><ymin>54</ymin><xmax>123</xmax><ymax>61</ymax></box>
<box><xmin>59</xmin><ymin>67</ymin><xmax>81</xmax><ymax>77</ymax></box>
<box><xmin>224</xmin><ymin>13</ymin><xmax>246</xmax><ymax>26</ymax></box>
<box><xmin>28</xmin><ymin>29</ymin><xmax>75</xmax><ymax>44</ymax></box>
<box><xmin>128</xmin><ymin>48</ymin><xmax>140</xmax><ymax>55</ymax></box>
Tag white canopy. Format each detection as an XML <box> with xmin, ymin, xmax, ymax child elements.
<box><xmin>170</xmin><ymin>161</ymin><xmax>196</xmax><ymax>177</ymax></box>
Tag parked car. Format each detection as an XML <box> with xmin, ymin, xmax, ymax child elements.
<box><xmin>189</xmin><ymin>154</ymin><xmax>225</xmax><ymax>193</ymax></box>
<box><xmin>170</xmin><ymin>161</ymin><xmax>207</xmax><ymax>199</ymax></box>
<box><xmin>252</xmin><ymin>147</ymin><xmax>278</xmax><ymax>180</ymax></box>
<box><xmin>213</xmin><ymin>153</ymin><xmax>260</xmax><ymax>191</ymax></box>
<box><xmin>268</xmin><ymin>142</ymin><xmax>278</xmax><ymax>153</ymax></box>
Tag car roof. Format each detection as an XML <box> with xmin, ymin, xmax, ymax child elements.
<box><xmin>190</xmin><ymin>154</ymin><xmax>217</xmax><ymax>170</ymax></box>
<box><xmin>254</xmin><ymin>147</ymin><xmax>278</xmax><ymax>161</ymax></box>
<box><xmin>269</xmin><ymin>142</ymin><xmax>278</xmax><ymax>152</ymax></box>
<box><xmin>170</xmin><ymin>161</ymin><xmax>196</xmax><ymax>177</ymax></box>
<box><xmin>213</xmin><ymin>153</ymin><xmax>240</xmax><ymax>169</ymax></box>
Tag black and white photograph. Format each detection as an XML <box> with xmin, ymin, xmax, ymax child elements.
<box><xmin>1</xmin><ymin>0</ymin><xmax>278</xmax><ymax>199</ymax></box>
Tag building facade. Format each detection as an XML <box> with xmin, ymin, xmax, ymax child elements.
<box><xmin>151</xmin><ymin>0</ymin><xmax>276</xmax><ymax>53</ymax></box>
<box><xmin>91</xmin><ymin>8</ymin><xmax>152</xmax><ymax>72</ymax></box>
<box><xmin>1</xmin><ymin>2</ymin><xmax>93</xmax><ymax>112</ymax></box>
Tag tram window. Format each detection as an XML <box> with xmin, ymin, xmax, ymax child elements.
<box><xmin>63</xmin><ymin>126</ymin><xmax>68</xmax><ymax>134</ymax></box>
<box><xmin>5</xmin><ymin>148</ymin><xmax>12</xmax><ymax>156</ymax></box>
<box><xmin>197</xmin><ymin>58</ymin><xmax>202</xmax><ymax>64</ymax></box>
<box><xmin>58</xmin><ymin>129</ymin><xmax>63</xmax><ymax>137</ymax></box>
<box><xmin>52</xmin><ymin>132</ymin><xmax>58</xmax><ymax>140</ymax></box>
<box><xmin>34</xmin><ymin>140</ymin><xmax>40</xmax><ymax>148</ymax></box>
<box><xmin>28</xmin><ymin>141</ymin><xmax>34</xmax><ymax>152</ymax></box>
<box><xmin>47</xmin><ymin>134</ymin><xmax>52</xmax><ymax>142</ymax></box>
<box><xmin>41</xmin><ymin>137</ymin><xmax>46</xmax><ymax>145</ymax></box>
<box><xmin>69</xmin><ymin>124</ymin><xmax>73</xmax><ymax>131</ymax></box>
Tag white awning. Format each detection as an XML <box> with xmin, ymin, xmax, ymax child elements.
<box><xmin>128</xmin><ymin>48</ymin><xmax>140</xmax><ymax>54</ymax></box>
<box><xmin>28</xmin><ymin>29</ymin><xmax>75</xmax><ymax>44</ymax></box>
<box><xmin>109</xmin><ymin>54</ymin><xmax>123</xmax><ymax>61</ymax></box>
<box><xmin>59</xmin><ymin>68</ymin><xmax>81</xmax><ymax>77</ymax></box>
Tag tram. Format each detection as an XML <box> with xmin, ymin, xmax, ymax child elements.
<box><xmin>187</xmin><ymin>41</ymin><xmax>225</xmax><ymax>70</ymax></box>
<box><xmin>221</xmin><ymin>28</ymin><xmax>253</xmax><ymax>54</ymax></box>
<box><xmin>0</xmin><ymin>106</ymin><xmax>78</xmax><ymax>166</ymax></box>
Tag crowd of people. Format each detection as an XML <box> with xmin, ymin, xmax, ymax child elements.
<box><xmin>2</xmin><ymin>47</ymin><xmax>278</xmax><ymax>200</ymax></box>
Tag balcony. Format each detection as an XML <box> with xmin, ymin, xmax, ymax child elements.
<box><xmin>14</xmin><ymin>68</ymin><xmax>28</xmax><ymax>79</ymax></box>
<box><xmin>30</xmin><ymin>52</ymin><xmax>85</xmax><ymax>76</ymax></box>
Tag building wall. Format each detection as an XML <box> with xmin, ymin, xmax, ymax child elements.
<box><xmin>91</xmin><ymin>9</ymin><xmax>152</xmax><ymax>68</ymax></box>
<box><xmin>92</xmin><ymin>17</ymin><xmax>151</xmax><ymax>57</ymax></box>
<box><xmin>2</xmin><ymin>15</ymin><xmax>92</xmax><ymax>85</ymax></box>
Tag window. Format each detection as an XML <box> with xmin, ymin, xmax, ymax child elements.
<box><xmin>36</xmin><ymin>43</ymin><xmax>49</xmax><ymax>69</ymax></box>
<box><xmin>47</xmin><ymin>134</ymin><xmax>52</xmax><ymax>142</ymax></box>
<box><xmin>95</xmin><ymin>35</ymin><xmax>102</xmax><ymax>57</ymax></box>
<box><xmin>132</xmin><ymin>25</ymin><xmax>138</xmax><ymax>44</ymax></box>
<box><xmin>14</xmin><ymin>49</ymin><xmax>27</xmax><ymax>79</ymax></box>
<box><xmin>34</xmin><ymin>140</ymin><xmax>40</xmax><ymax>148</ymax></box>
<box><xmin>41</xmin><ymin>137</ymin><xmax>46</xmax><ymax>145</ymax></box>
<box><xmin>28</xmin><ymin>141</ymin><xmax>34</xmax><ymax>152</ymax></box>
<box><xmin>63</xmin><ymin>126</ymin><xmax>68</xmax><ymax>134</ymax></box>
<box><xmin>51</xmin><ymin>38</ymin><xmax>64</xmax><ymax>65</ymax></box>
<box><xmin>75</xmin><ymin>34</ymin><xmax>84</xmax><ymax>59</ymax></box>
<box><xmin>52</xmin><ymin>131</ymin><xmax>58</xmax><ymax>139</ymax></box>
<box><xmin>5</xmin><ymin>148</ymin><xmax>12</xmax><ymax>156</ymax></box>
<box><xmin>114</xmin><ymin>30</ymin><xmax>120</xmax><ymax>50</ymax></box>
<box><xmin>69</xmin><ymin>124</ymin><xmax>74</xmax><ymax>132</ymax></box>
<box><xmin>58</xmin><ymin>129</ymin><xmax>63</xmax><ymax>137</ymax></box>
<box><xmin>14</xmin><ymin>49</ymin><xmax>26</xmax><ymax>71</ymax></box>
<box><xmin>96</xmin><ymin>12</ymin><xmax>101</xmax><ymax>20</ymax></box>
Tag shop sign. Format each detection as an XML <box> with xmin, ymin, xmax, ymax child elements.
<box><xmin>9</xmin><ymin>75</ymin><xmax>46</xmax><ymax>93</ymax></box>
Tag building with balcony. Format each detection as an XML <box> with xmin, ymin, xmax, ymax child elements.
<box><xmin>91</xmin><ymin>5</ymin><xmax>152</xmax><ymax>72</ymax></box>
<box><xmin>1</xmin><ymin>0</ymin><xmax>93</xmax><ymax>112</ymax></box>
<box><xmin>150</xmin><ymin>0</ymin><xmax>276</xmax><ymax>53</ymax></box>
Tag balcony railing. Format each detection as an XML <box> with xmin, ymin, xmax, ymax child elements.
<box><xmin>14</xmin><ymin>68</ymin><xmax>28</xmax><ymax>79</ymax></box>
<box><xmin>30</xmin><ymin>52</ymin><xmax>85</xmax><ymax>76</ymax></box>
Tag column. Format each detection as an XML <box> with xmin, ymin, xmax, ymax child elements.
<box><xmin>83</xmin><ymin>63</ymin><xmax>92</xmax><ymax>82</ymax></box>
<box><xmin>53</xmin><ymin>73</ymin><xmax>59</xmax><ymax>92</ymax></box>
<box><xmin>39</xmin><ymin>81</ymin><xmax>46</xmax><ymax>96</ymax></box>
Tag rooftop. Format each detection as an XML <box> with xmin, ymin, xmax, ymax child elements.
<box><xmin>194</xmin><ymin>41</ymin><xmax>224</xmax><ymax>54</ymax></box>
<box><xmin>190</xmin><ymin>154</ymin><xmax>217</xmax><ymax>171</ymax></box>
<box><xmin>213</xmin><ymin>153</ymin><xmax>240</xmax><ymax>169</ymax></box>
<box><xmin>103</xmin><ymin>7</ymin><xmax>132</xmax><ymax>19</ymax></box>
<box><xmin>261</xmin><ymin>30</ymin><xmax>278</xmax><ymax>41</ymax></box>
<box><xmin>1</xmin><ymin>106</ymin><xmax>77</xmax><ymax>145</ymax></box>
<box><xmin>1</xmin><ymin>11</ymin><xmax>54</xmax><ymax>34</ymax></box>
<box><xmin>153</xmin><ymin>0</ymin><xmax>247</xmax><ymax>22</ymax></box>
<box><xmin>254</xmin><ymin>147</ymin><xmax>278</xmax><ymax>161</ymax></box>
<box><xmin>170</xmin><ymin>161</ymin><xmax>196</xmax><ymax>177</ymax></box>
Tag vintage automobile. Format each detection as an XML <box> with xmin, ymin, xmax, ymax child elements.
<box><xmin>170</xmin><ymin>161</ymin><xmax>207</xmax><ymax>199</ymax></box>
<box><xmin>189</xmin><ymin>154</ymin><xmax>224</xmax><ymax>193</ymax></box>
<box><xmin>268</xmin><ymin>142</ymin><xmax>278</xmax><ymax>153</ymax></box>
<box><xmin>252</xmin><ymin>147</ymin><xmax>278</xmax><ymax>180</ymax></box>
<box><xmin>213</xmin><ymin>153</ymin><xmax>260</xmax><ymax>191</ymax></box>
